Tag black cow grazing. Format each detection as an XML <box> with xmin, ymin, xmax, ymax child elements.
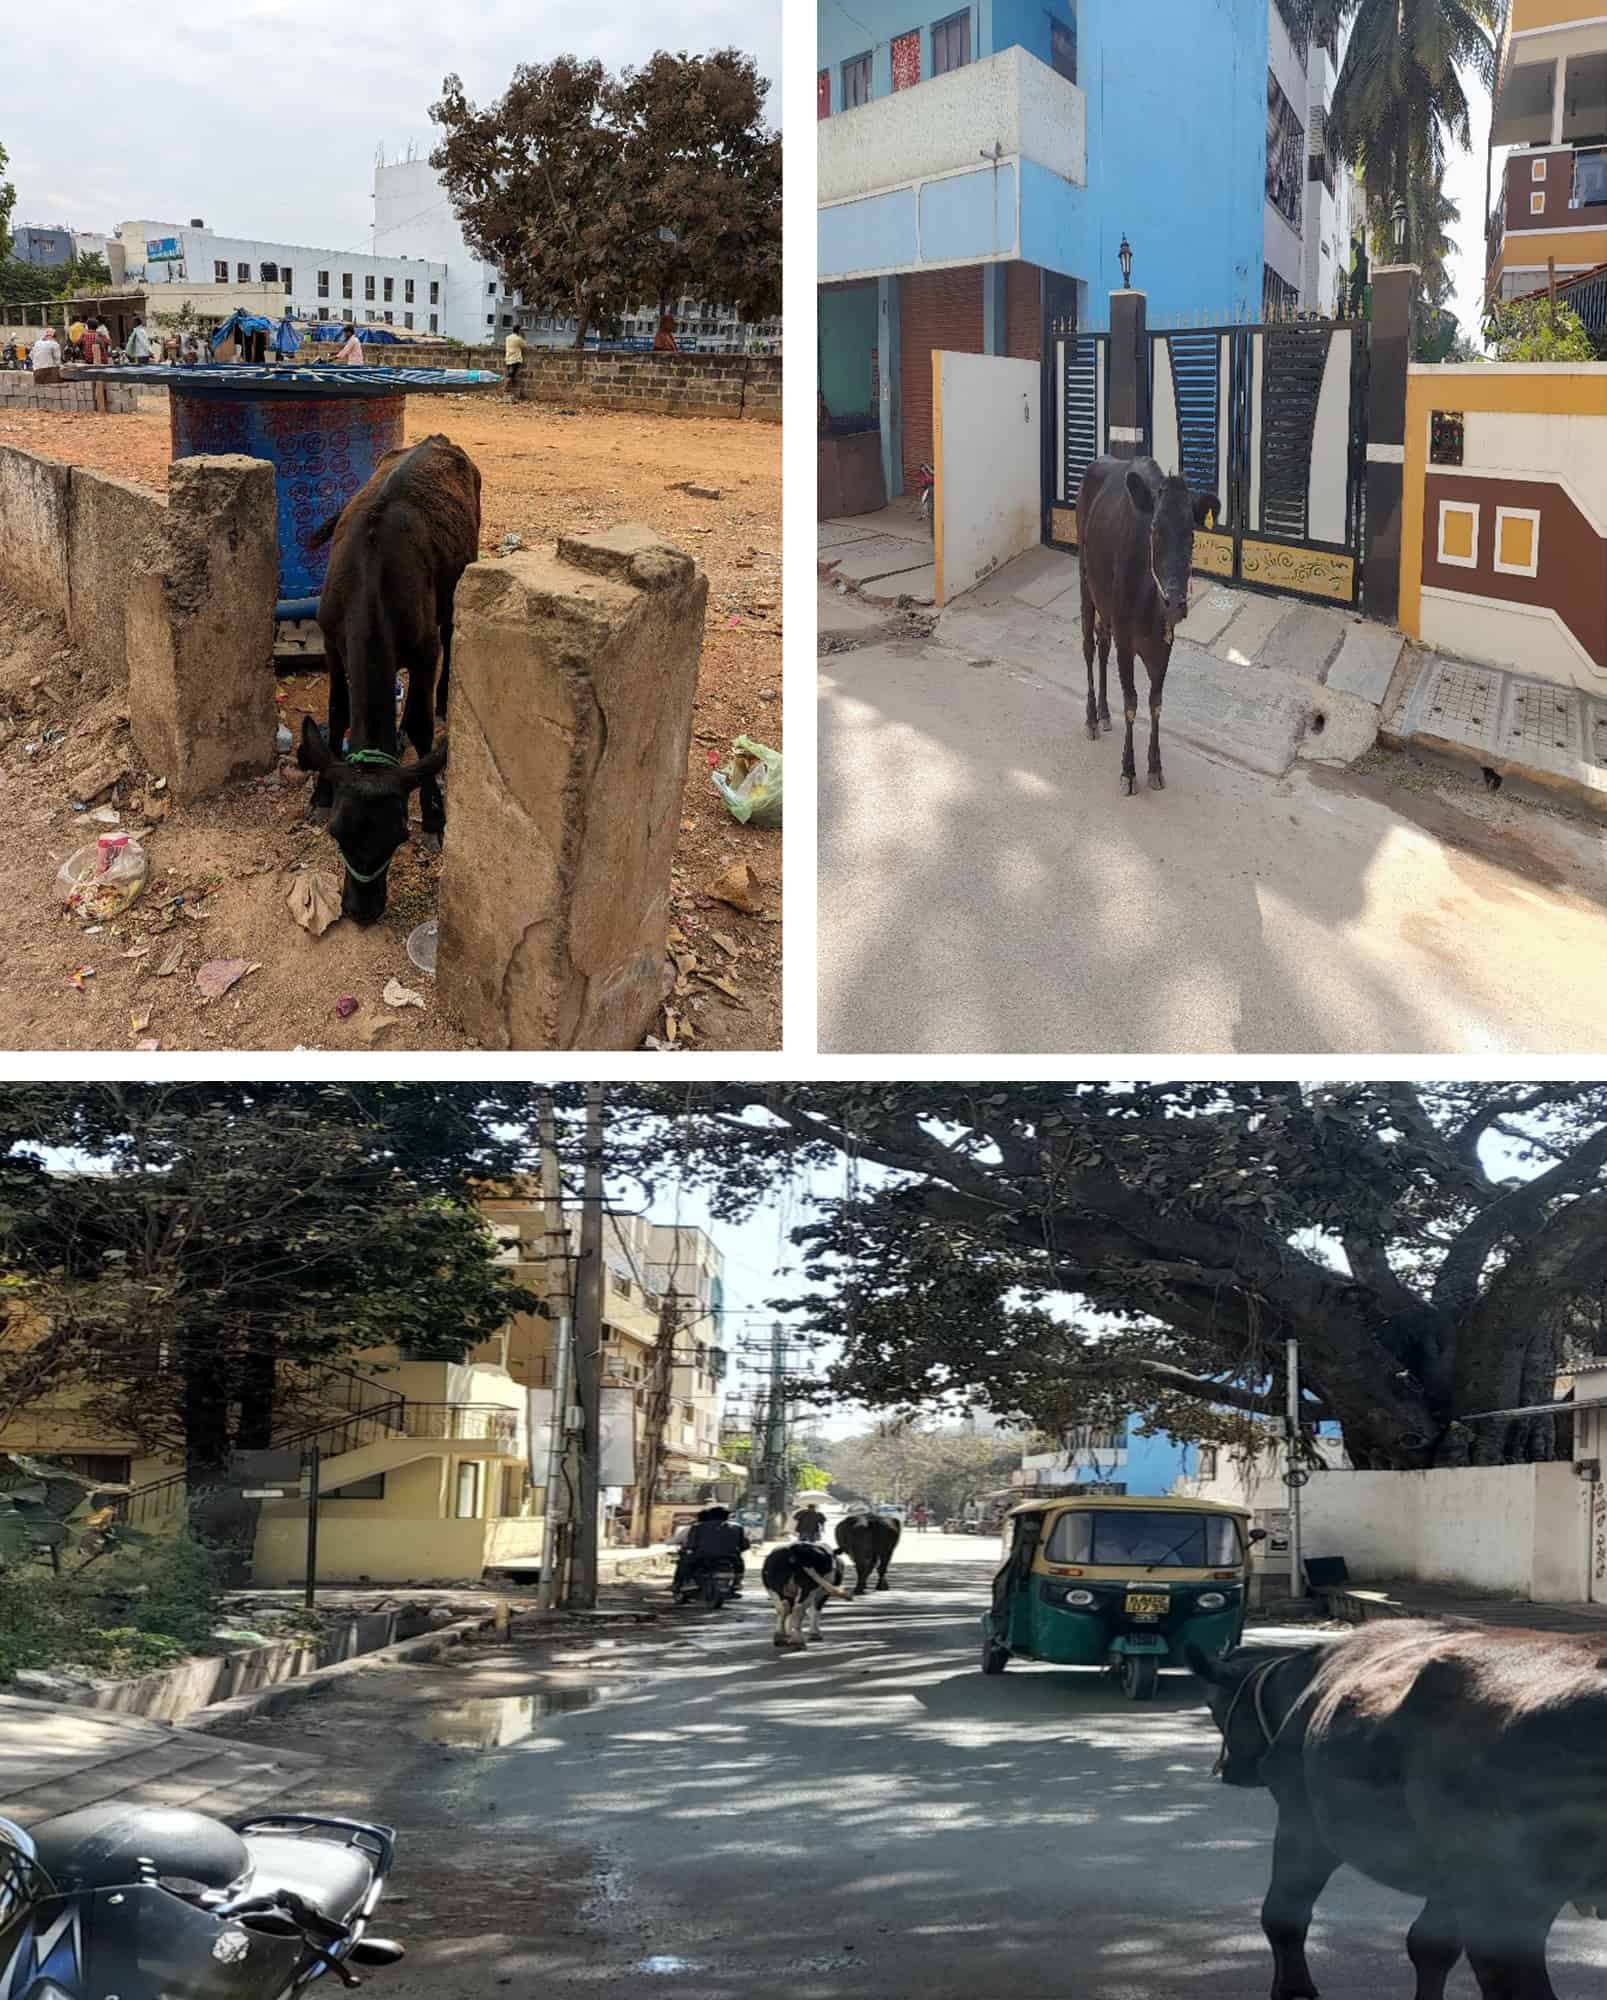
<box><xmin>1192</xmin><ymin>1619</ymin><xmax>1607</xmax><ymax>2000</ymax></box>
<box><xmin>762</xmin><ymin>1542</ymin><xmax>851</xmax><ymax>1649</ymax></box>
<box><xmin>834</xmin><ymin>1511</ymin><xmax>901</xmax><ymax>1596</ymax></box>
<box><xmin>297</xmin><ymin>434</ymin><xmax>482</xmax><ymax>923</ymax></box>
<box><xmin>1076</xmin><ymin>455</ymin><xmax>1220</xmax><ymax>795</ymax></box>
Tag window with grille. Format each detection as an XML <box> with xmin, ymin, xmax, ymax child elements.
<box><xmin>236</xmin><ymin>262</ymin><xmax>249</xmax><ymax>282</ymax></box>
<box><xmin>282</xmin><ymin>268</ymin><xmax>293</xmax><ymax>293</ymax></box>
<box><xmin>48</xmin><ymin>1454</ymin><xmax>130</xmax><ymax>1486</ymax></box>
<box><xmin>842</xmin><ymin>51</ymin><xmax>872</xmax><ymax>108</ymax></box>
<box><xmin>932</xmin><ymin>10</ymin><xmax>971</xmax><ymax>75</ymax></box>
<box><xmin>404</xmin><ymin>311</ymin><xmax>413</xmax><ymax>328</ymax></box>
<box><xmin>429</xmin><ymin>312</ymin><xmax>438</xmax><ymax>331</ymax></box>
<box><xmin>364</xmin><ymin>275</ymin><xmax>375</xmax><ymax>300</ymax></box>
<box><xmin>405</xmin><ymin>278</ymin><xmax>415</xmax><ymax>303</ymax></box>
<box><xmin>383</xmin><ymin>276</ymin><xmax>393</xmax><ymax>301</ymax></box>
<box><xmin>1265</xmin><ymin>70</ymin><xmax>1305</xmax><ymax>231</ymax></box>
<box><xmin>317</xmin><ymin>270</ymin><xmax>329</xmax><ymax>297</ymax></box>
<box><xmin>342</xmin><ymin>273</ymin><xmax>353</xmax><ymax>298</ymax></box>
<box><xmin>430</xmin><ymin>281</ymin><xmax>439</xmax><ymax>303</ymax></box>
<box><xmin>1198</xmin><ymin>1446</ymin><xmax>1219</xmax><ymax>1480</ymax></box>
<box><xmin>214</xmin><ymin>260</ymin><xmax>228</xmax><ymax>282</ymax></box>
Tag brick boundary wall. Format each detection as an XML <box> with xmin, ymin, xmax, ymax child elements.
<box><xmin>0</xmin><ymin>370</ymin><xmax>143</xmax><ymax>414</ymax></box>
<box><xmin>373</xmin><ymin>345</ymin><xmax>782</xmax><ymax>422</ymax></box>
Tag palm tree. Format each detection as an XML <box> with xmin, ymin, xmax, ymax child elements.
<box><xmin>1318</xmin><ymin>0</ymin><xmax>1500</xmax><ymax>265</ymax></box>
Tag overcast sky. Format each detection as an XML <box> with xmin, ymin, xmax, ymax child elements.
<box><xmin>6</xmin><ymin>0</ymin><xmax>781</xmax><ymax>251</ymax></box>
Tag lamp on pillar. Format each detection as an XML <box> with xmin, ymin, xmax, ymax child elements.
<box><xmin>1392</xmin><ymin>198</ymin><xmax>1408</xmax><ymax>261</ymax></box>
<box><xmin>1118</xmin><ymin>234</ymin><xmax>1133</xmax><ymax>288</ymax></box>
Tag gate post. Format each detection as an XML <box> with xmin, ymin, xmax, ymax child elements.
<box><xmin>1106</xmin><ymin>287</ymin><xmax>1149</xmax><ymax>460</ymax></box>
<box><xmin>1362</xmin><ymin>262</ymin><xmax>1419</xmax><ymax>624</ymax></box>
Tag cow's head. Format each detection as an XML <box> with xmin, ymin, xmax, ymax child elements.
<box><xmin>298</xmin><ymin>719</ymin><xmax>448</xmax><ymax>925</ymax></box>
<box><xmin>1126</xmin><ymin>471</ymin><xmax>1221</xmax><ymax>642</ymax></box>
<box><xmin>1186</xmin><ymin>1646</ymin><xmax>1282</xmax><ymax>1789</ymax></box>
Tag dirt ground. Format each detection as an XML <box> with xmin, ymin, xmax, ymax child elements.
<box><xmin>0</xmin><ymin>396</ymin><xmax>780</xmax><ymax>1051</ymax></box>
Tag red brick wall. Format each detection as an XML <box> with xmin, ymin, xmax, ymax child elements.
<box><xmin>898</xmin><ymin>267</ymin><xmax>982</xmax><ymax>485</ymax></box>
<box><xmin>1005</xmin><ymin>260</ymin><xmax>1043</xmax><ymax>362</ymax></box>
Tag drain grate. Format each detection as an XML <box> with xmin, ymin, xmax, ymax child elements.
<box><xmin>1508</xmin><ymin>682</ymin><xmax>1576</xmax><ymax>756</ymax></box>
<box><xmin>1422</xmin><ymin>661</ymin><xmax>1504</xmax><ymax>750</ymax></box>
<box><xmin>1590</xmin><ymin>706</ymin><xmax>1607</xmax><ymax>770</ymax></box>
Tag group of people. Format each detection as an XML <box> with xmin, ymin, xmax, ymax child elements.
<box><xmin>20</xmin><ymin>315</ymin><xmax>199</xmax><ymax>384</ymax></box>
<box><xmin>669</xmin><ymin>1499</ymin><xmax>833</xmax><ymax>1600</ymax></box>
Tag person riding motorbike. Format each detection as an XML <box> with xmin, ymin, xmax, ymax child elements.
<box><xmin>672</xmin><ymin>1505</ymin><xmax>749</xmax><ymax>1600</ymax></box>
<box><xmin>794</xmin><ymin>1503</ymin><xmax>827</xmax><ymax>1542</ymax></box>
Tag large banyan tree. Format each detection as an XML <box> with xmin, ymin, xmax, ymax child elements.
<box><xmin>608</xmin><ymin>1082</ymin><xmax>1607</xmax><ymax>1470</ymax></box>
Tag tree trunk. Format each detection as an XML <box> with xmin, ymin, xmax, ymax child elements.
<box><xmin>236</xmin><ymin>1340</ymin><xmax>277</xmax><ymax>1450</ymax></box>
<box><xmin>181</xmin><ymin>1336</ymin><xmax>233</xmax><ymax>1480</ymax></box>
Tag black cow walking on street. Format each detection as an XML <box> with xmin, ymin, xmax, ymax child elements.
<box><xmin>1076</xmin><ymin>454</ymin><xmax>1219</xmax><ymax>795</ymax></box>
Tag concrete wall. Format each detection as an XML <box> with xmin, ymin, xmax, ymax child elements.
<box><xmin>516</xmin><ymin>349</ymin><xmax>781</xmax><ymax>421</ymax></box>
<box><xmin>933</xmin><ymin>349</ymin><xmax>1039</xmax><ymax>602</ymax></box>
<box><xmin>1400</xmin><ymin>363</ymin><xmax>1607</xmax><ymax>693</ymax></box>
<box><xmin>0</xmin><ymin>445</ymin><xmax>71</xmax><ymax>616</ymax></box>
<box><xmin>0</xmin><ymin>373</ymin><xmax>144</xmax><ymax>415</ymax></box>
<box><xmin>65</xmin><ymin>467</ymin><xmax>168</xmax><ymax>680</ymax></box>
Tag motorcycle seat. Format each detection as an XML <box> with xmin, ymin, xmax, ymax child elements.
<box><xmin>28</xmin><ymin>1805</ymin><xmax>250</xmax><ymax>1895</ymax></box>
<box><xmin>244</xmin><ymin>1834</ymin><xmax>374</xmax><ymax>1925</ymax></box>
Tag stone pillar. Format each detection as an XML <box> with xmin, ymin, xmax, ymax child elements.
<box><xmin>1106</xmin><ymin>287</ymin><xmax>1149</xmax><ymax>459</ymax></box>
<box><xmin>878</xmin><ymin>275</ymin><xmax>903</xmax><ymax>500</ymax></box>
<box><xmin>438</xmin><ymin>524</ymin><xmax>708</xmax><ymax>1050</ymax></box>
<box><xmin>125</xmin><ymin>455</ymin><xmax>278</xmax><ymax>800</ymax></box>
<box><xmin>1362</xmin><ymin>262</ymin><xmax>1419</xmax><ymax>625</ymax></box>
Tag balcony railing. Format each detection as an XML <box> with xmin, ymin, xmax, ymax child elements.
<box><xmin>399</xmin><ymin>1403</ymin><xmax>520</xmax><ymax>1449</ymax></box>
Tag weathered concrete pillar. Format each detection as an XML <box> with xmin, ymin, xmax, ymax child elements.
<box><xmin>125</xmin><ymin>454</ymin><xmax>278</xmax><ymax>799</ymax></box>
<box><xmin>1362</xmin><ymin>263</ymin><xmax>1420</xmax><ymax>625</ymax></box>
<box><xmin>1106</xmin><ymin>287</ymin><xmax>1149</xmax><ymax>459</ymax></box>
<box><xmin>438</xmin><ymin>524</ymin><xmax>707</xmax><ymax>1050</ymax></box>
<box><xmin>878</xmin><ymin>275</ymin><xmax>902</xmax><ymax>500</ymax></box>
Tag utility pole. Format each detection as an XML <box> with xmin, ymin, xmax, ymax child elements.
<box><xmin>534</xmin><ymin>1088</ymin><xmax>575</xmax><ymax>1613</ymax></box>
<box><xmin>763</xmin><ymin>1319</ymin><xmax>789</xmax><ymax>1541</ymax></box>
<box><xmin>570</xmin><ymin>1082</ymin><xmax>605</xmax><ymax>1609</ymax></box>
<box><xmin>1285</xmin><ymin>1338</ymin><xmax>1304</xmax><ymax>1602</ymax></box>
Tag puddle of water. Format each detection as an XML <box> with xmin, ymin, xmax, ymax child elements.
<box><xmin>412</xmin><ymin>1687</ymin><xmax>598</xmax><ymax>1749</ymax></box>
<box><xmin>635</xmin><ymin>1956</ymin><xmax>700</xmax><ymax>1976</ymax></box>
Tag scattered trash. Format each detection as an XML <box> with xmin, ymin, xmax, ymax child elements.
<box><xmin>703</xmin><ymin>861</ymin><xmax>763</xmax><ymax>913</ymax></box>
<box><xmin>334</xmin><ymin>995</ymin><xmax>359</xmax><ymax>1020</ymax></box>
<box><xmin>67</xmin><ymin>965</ymin><xmax>94</xmax><ymax>991</ymax></box>
<box><xmin>195</xmin><ymin>958</ymin><xmax>251</xmax><ymax>1000</ymax></box>
<box><xmin>89</xmin><ymin>806</ymin><xmax>121</xmax><ymax>825</ymax></box>
<box><xmin>406</xmin><ymin>920</ymin><xmax>438</xmax><ymax>977</ymax></box>
<box><xmin>133</xmin><ymin>1038</ymin><xmax>160</xmax><ymax>1052</ymax></box>
<box><xmin>155</xmin><ymin>942</ymin><xmax>184</xmax><ymax>978</ymax></box>
<box><xmin>58</xmin><ymin>834</ymin><xmax>148</xmax><ymax>924</ymax></box>
<box><xmin>498</xmin><ymin>532</ymin><xmax>523</xmax><ymax>554</ymax></box>
<box><xmin>711</xmin><ymin>737</ymin><xmax>782</xmax><ymax>828</ymax></box>
<box><xmin>383</xmin><ymin>977</ymin><xmax>425</xmax><ymax>1010</ymax></box>
<box><xmin>286</xmin><ymin>870</ymin><xmax>342</xmax><ymax>937</ymax></box>
<box><xmin>275</xmin><ymin>723</ymin><xmax>293</xmax><ymax>754</ymax></box>
<box><xmin>130</xmin><ymin>1008</ymin><xmax>152</xmax><ymax>1034</ymax></box>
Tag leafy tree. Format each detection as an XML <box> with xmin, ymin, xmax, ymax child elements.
<box><xmin>823</xmin><ymin>1423</ymin><xmax>1020</xmax><ymax>1519</ymax></box>
<box><xmin>0</xmin><ymin>142</ymin><xmax>15</xmax><ymax>264</ymax></box>
<box><xmin>0</xmin><ymin>1084</ymin><xmax>538</xmax><ymax>1480</ymax></box>
<box><xmin>1487</xmin><ymin>296</ymin><xmax>1596</xmax><ymax>362</ymax></box>
<box><xmin>610</xmin><ymin>49</ymin><xmax>781</xmax><ymax>325</ymax></box>
<box><xmin>587</xmin><ymin>1084</ymin><xmax>1607</xmax><ymax>1471</ymax></box>
<box><xmin>1319</xmin><ymin>0</ymin><xmax>1499</xmax><ymax>266</ymax></box>
<box><xmin>430</xmin><ymin>58</ymin><xmax>632</xmax><ymax>349</ymax></box>
<box><xmin>49</xmin><ymin>251</ymin><xmax>112</xmax><ymax>299</ymax></box>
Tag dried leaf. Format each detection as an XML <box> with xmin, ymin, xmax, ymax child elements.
<box><xmin>156</xmin><ymin>942</ymin><xmax>184</xmax><ymax>977</ymax></box>
<box><xmin>287</xmin><ymin>870</ymin><xmax>342</xmax><ymax>937</ymax></box>
<box><xmin>709</xmin><ymin>931</ymin><xmax>741</xmax><ymax>957</ymax></box>
<box><xmin>704</xmin><ymin>862</ymin><xmax>762</xmax><ymax>914</ymax></box>
<box><xmin>130</xmin><ymin>1008</ymin><xmax>151</xmax><ymax>1034</ymax></box>
<box><xmin>195</xmin><ymin>957</ymin><xmax>249</xmax><ymax>999</ymax></box>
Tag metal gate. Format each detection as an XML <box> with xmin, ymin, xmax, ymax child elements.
<box><xmin>1045</xmin><ymin>316</ymin><xmax>1368</xmax><ymax>606</ymax></box>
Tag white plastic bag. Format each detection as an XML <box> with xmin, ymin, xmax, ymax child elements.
<box><xmin>58</xmin><ymin>834</ymin><xmax>149</xmax><ymax>923</ymax></box>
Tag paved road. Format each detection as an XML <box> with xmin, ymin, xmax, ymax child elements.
<box><xmin>340</xmin><ymin>1532</ymin><xmax>1606</xmax><ymax>1999</ymax></box>
<box><xmin>819</xmin><ymin>622</ymin><xmax>1607</xmax><ymax>1053</ymax></box>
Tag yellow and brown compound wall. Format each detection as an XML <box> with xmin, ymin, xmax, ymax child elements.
<box><xmin>1398</xmin><ymin>363</ymin><xmax>1607</xmax><ymax>694</ymax></box>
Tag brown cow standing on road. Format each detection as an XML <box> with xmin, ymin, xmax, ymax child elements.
<box><xmin>1192</xmin><ymin>1619</ymin><xmax>1607</xmax><ymax>2000</ymax></box>
<box><xmin>1076</xmin><ymin>455</ymin><xmax>1219</xmax><ymax>795</ymax></box>
<box><xmin>298</xmin><ymin>434</ymin><xmax>480</xmax><ymax>923</ymax></box>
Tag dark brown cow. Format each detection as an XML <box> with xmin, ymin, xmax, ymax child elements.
<box><xmin>1076</xmin><ymin>455</ymin><xmax>1219</xmax><ymax>795</ymax></box>
<box><xmin>297</xmin><ymin>434</ymin><xmax>481</xmax><ymax>922</ymax></box>
<box><xmin>1192</xmin><ymin>1619</ymin><xmax>1607</xmax><ymax>2000</ymax></box>
<box><xmin>834</xmin><ymin>1511</ymin><xmax>900</xmax><ymax>1595</ymax></box>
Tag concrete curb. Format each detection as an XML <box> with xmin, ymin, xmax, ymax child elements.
<box><xmin>181</xmin><ymin>1614</ymin><xmax>500</xmax><ymax>1734</ymax></box>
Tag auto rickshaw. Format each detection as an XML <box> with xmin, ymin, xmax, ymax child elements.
<box><xmin>981</xmin><ymin>1495</ymin><xmax>1263</xmax><ymax>1700</ymax></box>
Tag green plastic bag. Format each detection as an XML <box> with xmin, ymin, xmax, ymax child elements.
<box><xmin>712</xmin><ymin>735</ymin><xmax>783</xmax><ymax>828</ymax></box>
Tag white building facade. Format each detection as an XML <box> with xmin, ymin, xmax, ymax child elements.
<box><xmin>370</xmin><ymin>154</ymin><xmax>517</xmax><ymax>344</ymax></box>
<box><xmin>117</xmin><ymin>219</ymin><xmax>448</xmax><ymax>336</ymax></box>
<box><xmin>1265</xmin><ymin>0</ymin><xmax>1363</xmax><ymax>316</ymax></box>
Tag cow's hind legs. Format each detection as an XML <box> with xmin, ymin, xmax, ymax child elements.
<box><xmin>876</xmin><ymin>1562</ymin><xmax>891</xmax><ymax>1592</ymax></box>
<box><xmin>1406</xmin><ymin>1901</ymin><xmax>1463</xmax><ymax>2000</ymax></box>
<box><xmin>766</xmin><ymin>1589</ymin><xmax>790</xmax><ymax>1648</ymax></box>
<box><xmin>402</xmin><ymin>644</ymin><xmax>446</xmax><ymax>854</ymax></box>
<box><xmin>1116</xmin><ymin>648</ymin><xmax>1140</xmax><ymax>796</ymax></box>
<box><xmin>1261</xmin><ymin>1818</ymin><xmax>1338</xmax><ymax>2000</ymax></box>
<box><xmin>1146</xmin><ymin>654</ymin><xmax>1168</xmax><ymax>791</ymax></box>
<box><xmin>1459</xmin><ymin>1906</ymin><xmax>1561</xmax><ymax>2000</ymax></box>
<box><xmin>1081</xmin><ymin>584</ymin><xmax>1100</xmax><ymax>741</ymax></box>
<box><xmin>1097</xmin><ymin>621</ymin><xmax>1112</xmax><ymax>731</ymax></box>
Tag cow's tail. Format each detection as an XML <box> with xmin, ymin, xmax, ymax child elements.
<box><xmin>306</xmin><ymin>511</ymin><xmax>343</xmax><ymax>551</ymax></box>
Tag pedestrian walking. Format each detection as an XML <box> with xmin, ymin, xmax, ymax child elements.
<box><xmin>503</xmin><ymin>325</ymin><xmax>525</xmax><ymax>399</ymax></box>
<box><xmin>124</xmin><ymin>318</ymin><xmax>152</xmax><ymax>364</ymax></box>
<box><xmin>28</xmin><ymin>328</ymin><xmax>62</xmax><ymax>385</ymax></box>
<box><xmin>92</xmin><ymin>319</ymin><xmax>112</xmax><ymax>365</ymax></box>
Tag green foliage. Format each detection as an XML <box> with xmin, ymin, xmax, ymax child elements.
<box><xmin>823</xmin><ymin>1424</ymin><xmax>1021</xmax><ymax>1518</ymax></box>
<box><xmin>49</xmin><ymin>252</ymin><xmax>112</xmax><ymax>299</ymax></box>
<box><xmin>430</xmin><ymin>46</ymin><xmax>778</xmax><ymax>345</ymax></box>
<box><xmin>792</xmin><ymin>1461</ymin><xmax>831</xmax><ymax>1492</ymax></box>
<box><xmin>0</xmin><ymin>143</ymin><xmax>13</xmax><ymax>265</ymax></box>
<box><xmin>0</xmin><ymin>1530</ymin><xmax>223</xmax><ymax>1682</ymax></box>
<box><xmin>1487</xmin><ymin>297</ymin><xmax>1596</xmax><ymax>363</ymax></box>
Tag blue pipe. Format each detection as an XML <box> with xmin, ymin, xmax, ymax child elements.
<box><xmin>275</xmin><ymin>597</ymin><xmax>321</xmax><ymax>623</ymax></box>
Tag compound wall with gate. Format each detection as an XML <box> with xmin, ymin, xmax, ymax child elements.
<box><xmin>1046</xmin><ymin>315</ymin><xmax>1369</xmax><ymax>605</ymax></box>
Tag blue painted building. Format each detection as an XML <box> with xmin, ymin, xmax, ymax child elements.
<box><xmin>818</xmin><ymin>0</ymin><xmax>1269</xmax><ymax>500</ymax></box>
<box><xmin>13</xmin><ymin>226</ymin><xmax>74</xmax><ymax>269</ymax></box>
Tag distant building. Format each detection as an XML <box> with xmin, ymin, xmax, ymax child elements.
<box><xmin>70</xmin><ymin>232</ymin><xmax>127</xmax><ymax>284</ymax></box>
<box><xmin>371</xmin><ymin>153</ymin><xmax>512</xmax><ymax>345</ymax></box>
<box><xmin>1013</xmin><ymin>1419</ymin><xmax>1202</xmax><ymax>1500</ymax></box>
<box><xmin>1264</xmin><ymin>0</ymin><xmax>1365</xmax><ymax>318</ymax></box>
<box><xmin>12</xmin><ymin>225</ymin><xmax>74</xmax><ymax>269</ymax></box>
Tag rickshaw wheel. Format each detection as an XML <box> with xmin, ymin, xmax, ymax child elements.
<box><xmin>1121</xmin><ymin>1654</ymin><xmax>1159</xmax><ymax>1701</ymax></box>
<box><xmin>981</xmin><ymin>1631</ymin><xmax>1009</xmax><ymax>1675</ymax></box>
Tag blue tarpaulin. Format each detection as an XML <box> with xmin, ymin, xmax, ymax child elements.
<box><xmin>272</xmin><ymin>317</ymin><xmax>302</xmax><ymax>357</ymax></box>
<box><xmin>209</xmin><ymin>309</ymin><xmax>277</xmax><ymax>353</ymax></box>
<box><xmin>301</xmin><ymin>321</ymin><xmax>403</xmax><ymax>345</ymax></box>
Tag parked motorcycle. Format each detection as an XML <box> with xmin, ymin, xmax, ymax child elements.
<box><xmin>0</xmin><ymin>1803</ymin><xmax>404</xmax><ymax>1999</ymax></box>
<box><xmin>674</xmin><ymin>1557</ymin><xmax>738</xmax><ymax>1609</ymax></box>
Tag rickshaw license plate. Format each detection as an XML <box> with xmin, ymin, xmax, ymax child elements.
<box><xmin>1124</xmin><ymin>1593</ymin><xmax>1169</xmax><ymax>1616</ymax></box>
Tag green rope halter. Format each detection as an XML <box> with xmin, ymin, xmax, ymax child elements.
<box><xmin>334</xmin><ymin>747</ymin><xmax>403</xmax><ymax>882</ymax></box>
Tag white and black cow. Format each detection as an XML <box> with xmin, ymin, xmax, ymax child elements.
<box><xmin>762</xmin><ymin>1541</ymin><xmax>853</xmax><ymax>1649</ymax></box>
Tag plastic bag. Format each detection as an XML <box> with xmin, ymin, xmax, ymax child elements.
<box><xmin>58</xmin><ymin>834</ymin><xmax>148</xmax><ymax>924</ymax></box>
<box><xmin>711</xmin><ymin>736</ymin><xmax>783</xmax><ymax>828</ymax></box>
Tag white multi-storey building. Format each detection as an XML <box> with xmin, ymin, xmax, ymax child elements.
<box><xmin>370</xmin><ymin>152</ymin><xmax>522</xmax><ymax>344</ymax></box>
<box><xmin>116</xmin><ymin>219</ymin><xmax>448</xmax><ymax>335</ymax></box>
<box><xmin>1265</xmin><ymin>0</ymin><xmax>1363</xmax><ymax>316</ymax></box>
